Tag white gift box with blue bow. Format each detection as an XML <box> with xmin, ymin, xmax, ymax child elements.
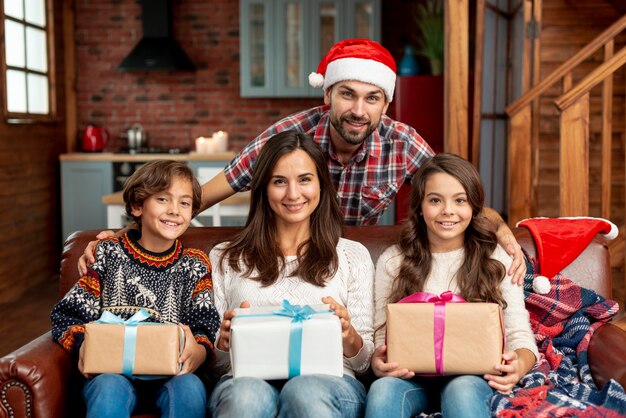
<box><xmin>230</xmin><ymin>301</ymin><xmax>343</xmax><ymax>379</ymax></box>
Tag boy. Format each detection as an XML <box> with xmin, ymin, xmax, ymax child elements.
<box><xmin>51</xmin><ymin>160</ymin><xmax>220</xmax><ymax>417</ymax></box>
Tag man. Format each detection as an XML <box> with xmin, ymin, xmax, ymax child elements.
<box><xmin>80</xmin><ymin>38</ymin><xmax>525</xmax><ymax>282</ymax></box>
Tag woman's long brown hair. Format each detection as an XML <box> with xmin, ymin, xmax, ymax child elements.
<box><xmin>218</xmin><ymin>131</ymin><xmax>343</xmax><ymax>286</ymax></box>
<box><xmin>387</xmin><ymin>153</ymin><xmax>507</xmax><ymax>307</ymax></box>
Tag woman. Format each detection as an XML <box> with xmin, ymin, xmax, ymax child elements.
<box><xmin>208</xmin><ymin>130</ymin><xmax>374</xmax><ymax>418</ymax></box>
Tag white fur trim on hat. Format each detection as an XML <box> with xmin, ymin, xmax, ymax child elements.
<box><xmin>322</xmin><ymin>57</ymin><xmax>396</xmax><ymax>102</ymax></box>
<box><xmin>532</xmin><ymin>275</ymin><xmax>551</xmax><ymax>294</ymax></box>
<box><xmin>308</xmin><ymin>72</ymin><xmax>324</xmax><ymax>88</ymax></box>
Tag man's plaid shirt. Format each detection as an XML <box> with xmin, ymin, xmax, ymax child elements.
<box><xmin>224</xmin><ymin>105</ymin><xmax>434</xmax><ymax>225</ymax></box>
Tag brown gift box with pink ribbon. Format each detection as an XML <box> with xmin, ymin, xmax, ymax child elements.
<box><xmin>386</xmin><ymin>293</ymin><xmax>504</xmax><ymax>375</ymax></box>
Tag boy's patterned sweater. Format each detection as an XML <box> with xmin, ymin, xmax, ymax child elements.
<box><xmin>51</xmin><ymin>229</ymin><xmax>221</xmax><ymax>359</ymax></box>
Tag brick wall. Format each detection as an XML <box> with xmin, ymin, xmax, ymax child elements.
<box><xmin>74</xmin><ymin>0</ymin><xmax>321</xmax><ymax>152</ymax></box>
<box><xmin>73</xmin><ymin>0</ymin><xmax>422</xmax><ymax>152</ymax></box>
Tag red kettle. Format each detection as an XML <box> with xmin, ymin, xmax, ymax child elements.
<box><xmin>82</xmin><ymin>125</ymin><xmax>109</xmax><ymax>152</ymax></box>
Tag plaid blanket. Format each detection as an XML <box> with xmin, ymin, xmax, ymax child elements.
<box><xmin>491</xmin><ymin>256</ymin><xmax>626</xmax><ymax>417</ymax></box>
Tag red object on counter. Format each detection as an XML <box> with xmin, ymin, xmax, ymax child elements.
<box><xmin>82</xmin><ymin>125</ymin><xmax>109</xmax><ymax>152</ymax></box>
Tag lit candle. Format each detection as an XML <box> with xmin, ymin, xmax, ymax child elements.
<box><xmin>213</xmin><ymin>131</ymin><xmax>229</xmax><ymax>152</ymax></box>
<box><xmin>195</xmin><ymin>136</ymin><xmax>206</xmax><ymax>153</ymax></box>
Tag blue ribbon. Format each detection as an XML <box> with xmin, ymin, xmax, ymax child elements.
<box><xmin>94</xmin><ymin>308</ymin><xmax>184</xmax><ymax>377</ymax></box>
<box><xmin>233</xmin><ymin>300</ymin><xmax>331</xmax><ymax>379</ymax></box>
<box><xmin>273</xmin><ymin>300</ymin><xmax>317</xmax><ymax>378</ymax></box>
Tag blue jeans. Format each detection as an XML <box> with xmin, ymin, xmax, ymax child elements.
<box><xmin>82</xmin><ymin>373</ymin><xmax>206</xmax><ymax>418</ymax></box>
<box><xmin>365</xmin><ymin>375</ymin><xmax>494</xmax><ymax>418</ymax></box>
<box><xmin>208</xmin><ymin>374</ymin><xmax>366</xmax><ymax>418</ymax></box>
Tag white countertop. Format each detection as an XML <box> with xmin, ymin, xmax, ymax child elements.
<box><xmin>60</xmin><ymin>151</ymin><xmax>236</xmax><ymax>162</ymax></box>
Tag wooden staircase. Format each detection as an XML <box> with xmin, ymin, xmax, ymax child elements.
<box><xmin>506</xmin><ymin>14</ymin><xmax>626</xmax><ymax>306</ymax></box>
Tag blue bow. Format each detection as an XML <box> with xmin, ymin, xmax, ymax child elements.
<box><xmin>274</xmin><ymin>300</ymin><xmax>321</xmax><ymax>378</ymax></box>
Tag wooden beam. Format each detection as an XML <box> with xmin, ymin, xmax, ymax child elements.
<box><xmin>471</xmin><ymin>0</ymin><xmax>485</xmax><ymax>167</ymax></box>
<box><xmin>529</xmin><ymin>0</ymin><xmax>542</xmax><ymax>217</ymax></box>
<box><xmin>63</xmin><ymin>0</ymin><xmax>77</xmax><ymax>152</ymax></box>
<box><xmin>444</xmin><ymin>0</ymin><xmax>469</xmax><ymax>158</ymax></box>
<box><xmin>560</xmin><ymin>93</ymin><xmax>589</xmax><ymax>216</ymax></box>
<box><xmin>507</xmin><ymin>105</ymin><xmax>532</xmax><ymax>225</ymax></box>
<box><xmin>556</xmin><ymin>45</ymin><xmax>626</xmax><ymax>110</ymax></box>
<box><xmin>601</xmin><ymin>40</ymin><xmax>614</xmax><ymax>220</ymax></box>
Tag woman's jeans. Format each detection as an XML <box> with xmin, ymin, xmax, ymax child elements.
<box><xmin>82</xmin><ymin>373</ymin><xmax>206</xmax><ymax>418</ymax></box>
<box><xmin>208</xmin><ymin>374</ymin><xmax>367</xmax><ymax>418</ymax></box>
<box><xmin>365</xmin><ymin>375</ymin><xmax>494</xmax><ymax>418</ymax></box>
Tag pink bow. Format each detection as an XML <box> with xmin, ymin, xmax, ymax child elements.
<box><xmin>398</xmin><ymin>291</ymin><xmax>466</xmax><ymax>375</ymax></box>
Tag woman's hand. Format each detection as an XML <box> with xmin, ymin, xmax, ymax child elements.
<box><xmin>322</xmin><ymin>296</ymin><xmax>362</xmax><ymax>358</ymax></box>
<box><xmin>371</xmin><ymin>345</ymin><xmax>415</xmax><ymax>379</ymax></box>
<box><xmin>178</xmin><ymin>324</ymin><xmax>207</xmax><ymax>374</ymax></box>
<box><xmin>216</xmin><ymin>300</ymin><xmax>250</xmax><ymax>352</ymax></box>
<box><xmin>484</xmin><ymin>349</ymin><xmax>535</xmax><ymax>393</ymax></box>
<box><xmin>77</xmin><ymin>230</ymin><xmax>116</xmax><ymax>275</ymax></box>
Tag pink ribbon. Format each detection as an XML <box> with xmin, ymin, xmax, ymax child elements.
<box><xmin>398</xmin><ymin>291</ymin><xmax>466</xmax><ymax>375</ymax></box>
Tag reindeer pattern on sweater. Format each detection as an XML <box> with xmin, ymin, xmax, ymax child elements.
<box><xmin>51</xmin><ymin>230</ymin><xmax>220</xmax><ymax>356</ymax></box>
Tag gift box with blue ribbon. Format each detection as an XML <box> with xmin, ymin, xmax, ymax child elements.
<box><xmin>230</xmin><ymin>300</ymin><xmax>343</xmax><ymax>380</ymax></box>
<box><xmin>82</xmin><ymin>309</ymin><xmax>184</xmax><ymax>376</ymax></box>
<box><xmin>386</xmin><ymin>292</ymin><xmax>504</xmax><ymax>375</ymax></box>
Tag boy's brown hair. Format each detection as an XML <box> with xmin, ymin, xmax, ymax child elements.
<box><xmin>122</xmin><ymin>160</ymin><xmax>202</xmax><ymax>227</ymax></box>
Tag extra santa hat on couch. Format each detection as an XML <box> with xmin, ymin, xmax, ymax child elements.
<box><xmin>516</xmin><ymin>217</ymin><xmax>618</xmax><ymax>294</ymax></box>
<box><xmin>308</xmin><ymin>38</ymin><xmax>397</xmax><ymax>102</ymax></box>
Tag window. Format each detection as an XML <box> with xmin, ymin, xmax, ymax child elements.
<box><xmin>1</xmin><ymin>0</ymin><xmax>54</xmax><ymax>121</ymax></box>
<box><xmin>240</xmin><ymin>0</ymin><xmax>381</xmax><ymax>97</ymax></box>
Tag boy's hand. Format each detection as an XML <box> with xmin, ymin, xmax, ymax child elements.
<box><xmin>178</xmin><ymin>324</ymin><xmax>207</xmax><ymax>374</ymax></box>
<box><xmin>77</xmin><ymin>230</ymin><xmax>116</xmax><ymax>275</ymax></box>
<box><xmin>77</xmin><ymin>343</ymin><xmax>93</xmax><ymax>379</ymax></box>
<box><xmin>216</xmin><ymin>300</ymin><xmax>250</xmax><ymax>352</ymax></box>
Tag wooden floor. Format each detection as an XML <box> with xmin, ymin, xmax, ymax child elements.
<box><xmin>0</xmin><ymin>276</ymin><xmax>59</xmax><ymax>357</ymax></box>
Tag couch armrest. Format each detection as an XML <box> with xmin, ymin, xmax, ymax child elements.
<box><xmin>588</xmin><ymin>323</ymin><xmax>626</xmax><ymax>389</ymax></box>
<box><xmin>0</xmin><ymin>332</ymin><xmax>74</xmax><ymax>418</ymax></box>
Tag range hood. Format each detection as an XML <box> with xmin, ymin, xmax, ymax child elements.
<box><xmin>118</xmin><ymin>0</ymin><xmax>195</xmax><ymax>71</ymax></box>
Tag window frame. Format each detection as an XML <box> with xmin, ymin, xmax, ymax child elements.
<box><xmin>0</xmin><ymin>0</ymin><xmax>57</xmax><ymax>123</ymax></box>
<box><xmin>240</xmin><ymin>0</ymin><xmax>381</xmax><ymax>98</ymax></box>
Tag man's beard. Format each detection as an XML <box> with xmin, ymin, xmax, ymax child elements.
<box><xmin>330</xmin><ymin>113</ymin><xmax>376</xmax><ymax>146</ymax></box>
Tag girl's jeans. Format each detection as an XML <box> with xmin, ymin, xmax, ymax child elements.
<box><xmin>82</xmin><ymin>373</ymin><xmax>206</xmax><ymax>418</ymax></box>
<box><xmin>208</xmin><ymin>374</ymin><xmax>366</xmax><ymax>418</ymax></box>
<box><xmin>365</xmin><ymin>375</ymin><xmax>494</xmax><ymax>418</ymax></box>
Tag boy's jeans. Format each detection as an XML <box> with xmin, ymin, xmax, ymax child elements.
<box><xmin>208</xmin><ymin>374</ymin><xmax>366</xmax><ymax>418</ymax></box>
<box><xmin>82</xmin><ymin>373</ymin><xmax>206</xmax><ymax>418</ymax></box>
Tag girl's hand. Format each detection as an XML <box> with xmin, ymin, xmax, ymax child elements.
<box><xmin>371</xmin><ymin>345</ymin><xmax>415</xmax><ymax>379</ymax></box>
<box><xmin>216</xmin><ymin>300</ymin><xmax>250</xmax><ymax>352</ymax></box>
<box><xmin>178</xmin><ymin>324</ymin><xmax>206</xmax><ymax>374</ymax></box>
<box><xmin>484</xmin><ymin>350</ymin><xmax>531</xmax><ymax>393</ymax></box>
<box><xmin>322</xmin><ymin>296</ymin><xmax>362</xmax><ymax>357</ymax></box>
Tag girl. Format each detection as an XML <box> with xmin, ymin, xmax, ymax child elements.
<box><xmin>208</xmin><ymin>131</ymin><xmax>375</xmax><ymax>418</ymax></box>
<box><xmin>365</xmin><ymin>153</ymin><xmax>537</xmax><ymax>418</ymax></box>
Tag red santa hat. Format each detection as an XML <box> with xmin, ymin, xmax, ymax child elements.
<box><xmin>308</xmin><ymin>38</ymin><xmax>397</xmax><ymax>102</ymax></box>
<box><xmin>516</xmin><ymin>217</ymin><xmax>618</xmax><ymax>294</ymax></box>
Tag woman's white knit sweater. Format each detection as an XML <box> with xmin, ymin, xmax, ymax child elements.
<box><xmin>210</xmin><ymin>237</ymin><xmax>375</xmax><ymax>378</ymax></box>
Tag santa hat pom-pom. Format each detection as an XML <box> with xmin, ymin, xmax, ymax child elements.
<box><xmin>308</xmin><ymin>72</ymin><xmax>324</xmax><ymax>88</ymax></box>
<box><xmin>533</xmin><ymin>275</ymin><xmax>551</xmax><ymax>294</ymax></box>
<box><xmin>601</xmin><ymin>220</ymin><xmax>619</xmax><ymax>240</ymax></box>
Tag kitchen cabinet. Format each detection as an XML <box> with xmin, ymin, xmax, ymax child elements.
<box><xmin>61</xmin><ymin>161</ymin><xmax>113</xmax><ymax>241</ymax></box>
<box><xmin>240</xmin><ymin>0</ymin><xmax>381</xmax><ymax>97</ymax></box>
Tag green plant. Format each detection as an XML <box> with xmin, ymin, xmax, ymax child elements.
<box><xmin>413</xmin><ymin>0</ymin><xmax>444</xmax><ymax>75</ymax></box>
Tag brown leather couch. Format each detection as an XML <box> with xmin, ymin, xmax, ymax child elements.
<box><xmin>1</xmin><ymin>226</ymin><xmax>625</xmax><ymax>417</ymax></box>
